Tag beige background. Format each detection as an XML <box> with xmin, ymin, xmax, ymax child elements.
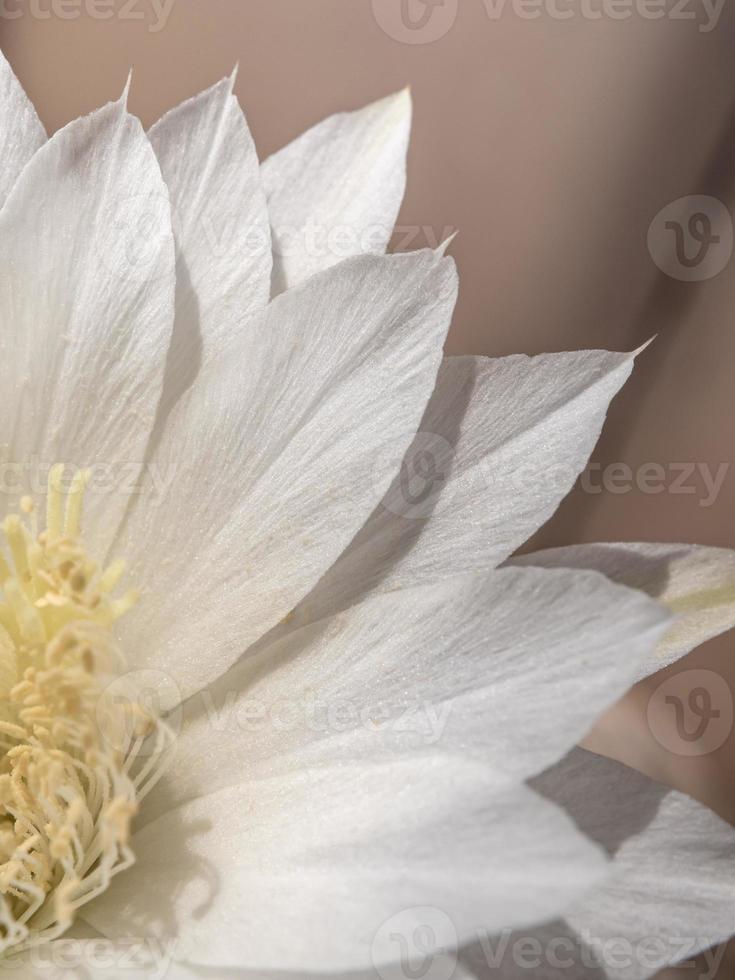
<box><xmin>3</xmin><ymin>1</ymin><xmax>735</xmax><ymax>973</ymax></box>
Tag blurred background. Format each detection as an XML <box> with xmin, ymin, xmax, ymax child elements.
<box><xmin>2</xmin><ymin>1</ymin><xmax>734</xmax><ymax>974</ymax></box>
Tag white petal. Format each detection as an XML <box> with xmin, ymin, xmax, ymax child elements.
<box><xmin>282</xmin><ymin>351</ymin><xmax>638</xmax><ymax>629</ymax></box>
<box><xmin>458</xmin><ymin>749</ymin><xmax>735</xmax><ymax>979</ymax></box>
<box><xmin>539</xmin><ymin>749</ymin><xmax>735</xmax><ymax>979</ymax></box>
<box><xmin>141</xmin><ymin>565</ymin><xmax>668</xmax><ymax>826</ymax></box>
<box><xmin>0</xmin><ymin>92</ymin><xmax>175</xmax><ymax>557</ymax></box>
<box><xmin>512</xmin><ymin>542</ymin><xmax>735</xmax><ymax>680</ymax></box>
<box><xmin>84</xmin><ymin>758</ymin><xmax>608</xmax><ymax>972</ymax></box>
<box><xmin>148</xmin><ymin>75</ymin><xmax>271</xmax><ymax>421</ymax></box>
<box><xmin>0</xmin><ymin>50</ymin><xmax>46</xmax><ymax>209</ymax></box>
<box><xmin>117</xmin><ymin>250</ymin><xmax>456</xmax><ymax>702</ymax></box>
<box><xmin>262</xmin><ymin>90</ymin><xmax>411</xmax><ymax>293</ymax></box>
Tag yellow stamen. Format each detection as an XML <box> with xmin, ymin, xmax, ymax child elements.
<box><xmin>0</xmin><ymin>465</ymin><xmax>173</xmax><ymax>956</ymax></box>
<box><xmin>63</xmin><ymin>469</ymin><xmax>91</xmax><ymax>539</ymax></box>
<box><xmin>46</xmin><ymin>465</ymin><xmax>65</xmax><ymax>542</ymax></box>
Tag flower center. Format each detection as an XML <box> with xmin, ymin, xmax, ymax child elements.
<box><xmin>0</xmin><ymin>465</ymin><xmax>171</xmax><ymax>955</ymax></box>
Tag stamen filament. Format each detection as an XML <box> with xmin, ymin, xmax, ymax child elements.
<box><xmin>0</xmin><ymin>465</ymin><xmax>173</xmax><ymax>955</ymax></box>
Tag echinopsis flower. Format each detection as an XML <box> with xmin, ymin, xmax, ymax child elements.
<box><xmin>1</xmin><ymin>51</ymin><xmax>735</xmax><ymax>980</ymax></box>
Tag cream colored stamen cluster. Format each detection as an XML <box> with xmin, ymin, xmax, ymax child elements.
<box><xmin>0</xmin><ymin>465</ymin><xmax>170</xmax><ymax>954</ymax></box>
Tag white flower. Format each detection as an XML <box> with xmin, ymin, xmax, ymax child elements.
<box><xmin>0</xmin><ymin>52</ymin><xmax>734</xmax><ymax>980</ymax></box>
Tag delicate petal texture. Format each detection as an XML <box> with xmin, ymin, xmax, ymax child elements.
<box><xmin>283</xmin><ymin>351</ymin><xmax>638</xmax><ymax>629</ymax></box>
<box><xmin>148</xmin><ymin>75</ymin><xmax>271</xmax><ymax>421</ymax></box>
<box><xmin>512</xmin><ymin>542</ymin><xmax>735</xmax><ymax>680</ymax></box>
<box><xmin>0</xmin><ymin>50</ymin><xmax>45</xmax><ymax>209</ymax></box>
<box><xmin>117</xmin><ymin>250</ymin><xmax>457</xmax><ymax>703</ymax></box>
<box><xmin>84</xmin><ymin>758</ymin><xmax>608</xmax><ymax>972</ymax></box>
<box><xmin>0</xmin><ymin>92</ymin><xmax>175</xmax><ymax>557</ymax></box>
<box><xmin>459</xmin><ymin>748</ymin><xmax>735</xmax><ymax>978</ymax></box>
<box><xmin>140</xmin><ymin>565</ymin><xmax>669</xmax><ymax>826</ymax></box>
<box><xmin>262</xmin><ymin>90</ymin><xmax>411</xmax><ymax>293</ymax></box>
<box><xmin>556</xmin><ymin>751</ymin><xmax>735</xmax><ymax>979</ymax></box>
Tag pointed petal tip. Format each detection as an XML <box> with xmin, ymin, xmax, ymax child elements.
<box><xmin>392</xmin><ymin>85</ymin><xmax>412</xmax><ymax>114</ymax></box>
<box><xmin>367</xmin><ymin>86</ymin><xmax>412</xmax><ymax>122</ymax></box>
<box><xmin>632</xmin><ymin>334</ymin><xmax>657</xmax><ymax>356</ymax></box>
<box><xmin>119</xmin><ymin>69</ymin><xmax>133</xmax><ymax>108</ymax></box>
<box><xmin>228</xmin><ymin>63</ymin><xmax>240</xmax><ymax>89</ymax></box>
<box><xmin>436</xmin><ymin>230</ymin><xmax>459</xmax><ymax>256</ymax></box>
